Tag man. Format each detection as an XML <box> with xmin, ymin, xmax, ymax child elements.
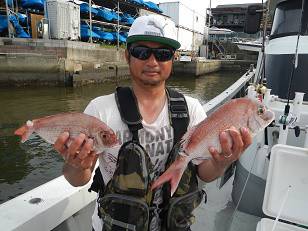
<box><xmin>54</xmin><ymin>14</ymin><xmax>251</xmax><ymax>231</ymax></box>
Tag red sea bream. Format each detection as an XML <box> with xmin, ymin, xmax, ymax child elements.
<box><xmin>151</xmin><ymin>98</ymin><xmax>275</xmax><ymax>196</ymax></box>
<box><xmin>14</xmin><ymin>112</ymin><xmax>118</xmax><ymax>152</ymax></box>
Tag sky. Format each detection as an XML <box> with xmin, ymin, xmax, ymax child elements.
<box><xmin>151</xmin><ymin>0</ymin><xmax>263</xmax><ymax>15</ymax></box>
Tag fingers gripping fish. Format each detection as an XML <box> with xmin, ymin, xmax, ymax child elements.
<box><xmin>151</xmin><ymin>98</ymin><xmax>275</xmax><ymax>196</ymax></box>
<box><xmin>14</xmin><ymin>112</ymin><xmax>118</xmax><ymax>152</ymax></box>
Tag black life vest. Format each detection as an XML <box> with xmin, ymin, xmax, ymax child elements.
<box><xmin>89</xmin><ymin>87</ymin><xmax>206</xmax><ymax>231</ymax></box>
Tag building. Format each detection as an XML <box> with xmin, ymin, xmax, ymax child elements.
<box><xmin>210</xmin><ymin>2</ymin><xmax>271</xmax><ymax>34</ymax></box>
<box><xmin>211</xmin><ymin>3</ymin><xmax>259</xmax><ymax>32</ymax></box>
<box><xmin>159</xmin><ymin>1</ymin><xmax>206</xmax><ymax>52</ymax></box>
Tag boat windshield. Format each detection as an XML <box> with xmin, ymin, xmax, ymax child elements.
<box><xmin>271</xmin><ymin>0</ymin><xmax>308</xmax><ymax>38</ymax></box>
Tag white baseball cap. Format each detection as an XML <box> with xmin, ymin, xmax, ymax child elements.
<box><xmin>127</xmin><ymin>14</ymin><xmax>181</xmax><ymax>50</ymax></box>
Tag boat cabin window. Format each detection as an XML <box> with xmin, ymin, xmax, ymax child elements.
<box><xmin>271</xmin><ymin>0</ymin><xmax>308</xmax><ymax>38</ymax></box>
<box><xmin>301</xmin><ymin>1</ymin><xmax>308</xmax><ymax>34</ymax></box>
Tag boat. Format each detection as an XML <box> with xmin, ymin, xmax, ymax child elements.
<box><xmin>111</xmin><ymin>31</ymin><xmax>127</xmax><ymax>44</ymax></box>
<box><xmin>1</xmin><ymin>0</ymin><xmax>308</xmax><ymax>230</ymax></box>
<box><xmin>143</xmin><ymin>1</ymin><xmax>163</xmax><ymax>13</ymax></box>
<box><xmin>17</xmin><ymin>13</ymin><xmax>28</xmax><ymax>26</ymax></box>
<box><xmin>92</xmin><ymin>5</ymin><xmax>118</xmax><ymax>22</ymax></box>
<box><xmin>21</xmin><ymin>0</ymin><xmax>45</xmax><ymax>11</ymax></box>
<box><xmin>0</xmin><ymin>14</ymin><xmax>30</xmax><ymax>38</ymax></box>
<box><xmin>74</xmin><ymin>0</ymin><xmax>98</xmax><ymax>18</ymax></box>
<box><xmin>127</xmin><ymin>0</ymin><xmax>144</xmax><ymax>7</ymax></box>
<box><xmin>234</xmin><ymin>39</ymin><xmax>263</xmax><ymax>52</ymax></box>
<box><xmin>193</xmin><ymin>1</ymin><xmax>308</xmax><ymax>230</ymax></box>
<box><xmin>92</xmin><ymin>26</ymin><xmax>114</xmax><ymax>43</ymax></box>
<box><xmin>80</xmin><ymin>23</ymin><xmax>100</xmax><ymax>42</ymax></box>
<box><xmin>120</xmin><ymin>13</ymin><xmax>135</xmax><ymax>25</ymax></box>
<box><xmin>231</xmin><ymin>0</ymin><xmax>308</xmax><ymax>218</ymax></box>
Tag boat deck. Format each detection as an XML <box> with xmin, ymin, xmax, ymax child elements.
<box><xmin>192</xmin><ymin>177</ymin><xmax>260</xmax><ymax>231</ymax></box>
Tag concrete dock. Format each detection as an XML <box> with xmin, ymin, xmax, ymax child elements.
<box><xmin>0</xmin><ymin>38</ymin><xmax>256</xmax><ymax>87</ymax></box>
<box><xmin>0</xmin><ymin>38</ymin><xmax>128</xmax><ymax>86</ymax></box>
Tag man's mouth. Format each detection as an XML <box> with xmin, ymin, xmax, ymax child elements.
<box><xmin>143</xmin><ymin>70</ymin><xmax>159</xmax><ymax>76</ymax></box>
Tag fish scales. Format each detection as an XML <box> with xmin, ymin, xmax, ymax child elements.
<box><xmin>15</xmin><ymin>112</ymin><xmax>118</xmax><ymax>153</ymax></box>
<box><xmin>184</xmin><ymin>98</ymin><xmax>264</xmax><ymax>160</ymax></box>
<box><xmin>152</xmin><ymin>98</ymin><xmax>275</xmax><ymax>196</ymax></box>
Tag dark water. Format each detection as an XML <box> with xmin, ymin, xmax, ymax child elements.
<box><xmin>0</xmin><ymin>71</ymin><xmax>244</xmax><ymax>204</ymax></box>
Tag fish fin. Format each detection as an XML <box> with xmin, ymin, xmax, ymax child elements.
<box><xmin>180</xmin><ymin>125</ymin><xmax>197</xmax><ymax>150</ymax></box>
<box><xmin>151</xmin><ymin>155</ymin><xmax>189</xmax><ymax>197</ymax></box>
<box><xmin>14</xmin><ymin>120</ymin><xmax>34</xmax><ymax>143</ymax></box>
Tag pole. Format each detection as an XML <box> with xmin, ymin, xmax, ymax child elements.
<box><xmin>89</xmin><ymin>0</ymin><xmax>92</xmax><ymax>43</ymax></box>
<box><xmin>5</xmin><ymin>0</ymin><xmax>11</xmax><ymax>38</ymax></box>
<box><xmin>192</xmin><ymin>10</ymin><xmax>195</xmax><ymax>52</ymax></box>
<box><xmin>117</xmin><ymin>0</ymin><xmax>120</xmax><ymax>50</ymax></box>
<box><xmin>206</xmin><ymin>0</ymin><xmax>211</xmax><ymax>59</ymax></box>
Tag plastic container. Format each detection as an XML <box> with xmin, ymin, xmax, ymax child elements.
<box><xmin>257</xmin><ymin>144</ymin><xmax>308</xmax><ymax>231</ymax></box>
<box><xmin>46</xmin><ymin>0</ymin><xmax>80</xmax><ymax>40</ymax></box>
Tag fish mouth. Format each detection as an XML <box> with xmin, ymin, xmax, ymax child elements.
<box><xmin>263</xmin><ymin>110</ymin><xmax>275</xmax><ymax>123</ymax></box>
<box><xmin>252</xmin><ymin>109</ymin><xmax>275</xmax><ymax>135</ymax></box>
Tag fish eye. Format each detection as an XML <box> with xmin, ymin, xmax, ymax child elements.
<box><xmin>258</xmin><ymin>107</ymin><xmax>264</xmax><ymax>115</ymax></box>
<box><xmin>99</xmin><ymin>131</ymin><xmax>107</xmax><ymax>139</ymax></box>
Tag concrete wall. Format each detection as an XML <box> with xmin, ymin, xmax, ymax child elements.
<box><xmin>73</xmin><ymin>63</ymin><xmax>130</xmax><ymax>87</ymax></box>
<box><xmin>0</xmin><ymin>38</ymin><xmax>127</xmax><ymax>86</ymax></box>
<box><xmin>0</xmin><ymin>54</ymin><xmax>66</xmax><ymax>86</ymax></box>
<box><xmin>220</xmin><ymin>60</ymin><xmax>256</xmax><ymax>72</ymax></box>
<box><xmin>173</xmin><ymin>60</ymin><xmax>221</xmax><ymax>76</ymax></box>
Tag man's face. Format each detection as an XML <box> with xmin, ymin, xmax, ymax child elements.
<box><xmin>125</xmin><ymin>41</ymin><xmax>174</xmax><ymax>87</ymax></box>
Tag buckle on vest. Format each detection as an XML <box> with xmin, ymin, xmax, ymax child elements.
<box><xmin>170</xmin><ymin>104</ymin><xmax>188</xmax><ymax>119</ymax></box>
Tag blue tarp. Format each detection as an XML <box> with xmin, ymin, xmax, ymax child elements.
<box><xmin>120</xmin><ymin>31</ymin><xmax>128</xmax><ymax>38</ymax></box>
<box><xmin>21</xmin><ymin>0</ymin><xmax>45</xmax><ymax>11</ymax></box>
<box><xmin>127</xmin><ymin>0</ymin><xmax>144</xmax><ymax>6</ymax></box>
<box><xmin>111</xmin><ymin>31</ymin><xmax>126</xmax><ymax>43</ymax></box>
<box><xmin>9</xmin><ymin>15</ymin><xmax>30</xmax><ymax>38</ymax></box>
<box><xmin>0</xmin><ymin>14</ymin><xmax>30</xmax><ymax>38</ymax></box>
<box><xmin>143</xmin><ymin>1</ymin><xmax>163</xmax><ymax>13</ymax></box>
<box><xmin>94</xmin><ymin>6</ymin><xmax>118</xmax><ymax>22</ymax></box>
<box><xmin>120</xmin><ymin>13</ymin><xmax>134</xmax><ymax>25</ymax></box>
<box><xmin>17</xmin><ymin>13</ymin><xmax>28</xmax><ymax>25</ymax></box>
<box><xmin>80</xmin><ymin>24</ymin><xmax>100</xmax><ymax>41</ymax></box>
<box><xmin>76</xmin><ymin>1</ymin><xmax>98</xmax><ymax>16</ymax></box>
<box><xmin>92</xmin><ymin>26</ymin><xmax>114</xmax><ymax>42</ymax></box>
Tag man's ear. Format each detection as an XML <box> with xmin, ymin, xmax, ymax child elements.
<box><xmin>125</xmin><ymin>49</ymin><xmax>130</xmax><ymax>63</ymax></box>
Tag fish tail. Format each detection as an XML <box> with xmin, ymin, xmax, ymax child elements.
<box><xmin>151</xmin><ymin>155</ymin><xmax>189</xmax><ymax>197</ymax></box>
<box><xmin>14</xmin><ymin>120</ymin><xmax>34</xmax><ymax>143</ymax></box>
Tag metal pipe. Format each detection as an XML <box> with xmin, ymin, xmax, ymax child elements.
<box><xmin>117</xmin><ymin>0</ymin><xmax>119</xmax><ymax>50</ymax></box>
<box><xmin>292</xmin><ymin>92</ymin><xmax>305</xmax><ymax>123</ymax></box>
<box><xmin>304</xmin><ymin>126</ymin><xmax>308</xmax><ymax>148</ymax></box>
<box><xmin>5</xmin><ymin>0</ymin><xmax>11</xmax><ymax>38</ymax></box>
<box><xmin>247</xmin><ymin>85</ymin><xmax>256</xmax><ymax>99</ymax></box>
<box><xmin>89</xmin><ymin>0</ymin><xmax>92</xmax><ymax>43</ymax></box>
<box><xmin>264</xmin><ymin>88</ymin><xmax>272</xmax><ymax>106</ymax></box>
<box><xmin>206</xmin><ymin>0</ymin><xmax>211</xmax><ymax>59</ymax></box>
<box><xmin>278</xmin><ymin>124</ymin><xmax>288</xmax><ymax>145</ymax></box>
<box><xmin>192</xmin><ymin>10</ymin><xmax>195</xmax><ymax>52</ymax></box>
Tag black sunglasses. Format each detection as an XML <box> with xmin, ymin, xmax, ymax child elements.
<box><xmin>129</xmin><ymin>46</ymin><xmax>175</xmax><ymax>62</ymax></box>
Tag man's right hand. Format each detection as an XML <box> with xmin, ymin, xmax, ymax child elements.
<box><xmin>54</xmin><ymin>132</ymin><xmax>98</xmax><ymax>186</ymax></box>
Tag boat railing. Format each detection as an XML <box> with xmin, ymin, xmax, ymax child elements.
<box><xmin>0</xmin><ymin>175</ymin><xmax>97</xmax><ymax>231</ymax></box>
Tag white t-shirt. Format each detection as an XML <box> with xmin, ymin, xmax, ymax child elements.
<box><xmin>84</xmin><ymin>92</ymin><xmax>206</xmax><ymax>231</ymax></box>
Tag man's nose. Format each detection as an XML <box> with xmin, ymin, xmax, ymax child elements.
<box><xmin>146</xmin><ymin>53</ymin><xmax>159</xmax><ymax>66</ymax></box>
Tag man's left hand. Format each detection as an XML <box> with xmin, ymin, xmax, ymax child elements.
<box><xmin>209</xmin><ymin>127</ymin><xmax>252</xmax><ymax>170</ymax></box>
